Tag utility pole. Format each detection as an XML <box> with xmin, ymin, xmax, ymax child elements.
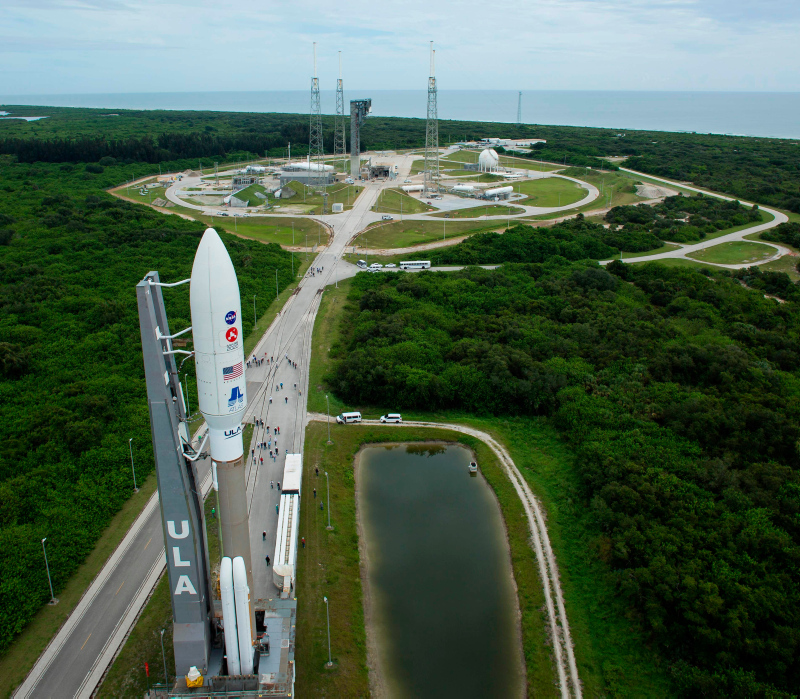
<box><xmin>41</xmin><ymin>538</ymin><xmax>57</xmax><ymax>605</ymax></box>
<box><xmin>325</xmin><ymin>472</ymin><xmax>333</xmax><ymax>530</ymax></box>
<box><xmin>326</xmin><ymin>394</ymin><xmax>332</xmax><ymax>444</ymax></box>
<box><xmin>160</xmin><ymin>629</ymin><xmax>168</xmax><ymax>686</ymax></box>
<box><xmin>128</xmin><ymin>438</ymin><xmax>138</xmax><ymax>492</ymax></box>
<box><xmin>324</xmin><ymin>596</ymin><xmax>333</xmax><ymax>667</ymax></box>
<box><xmin>253</xmin><ymin>295</ymin><xmax>257</xmax><ymax>327</ymax></box>
<box><xmin>275</xmin><ymin>270</ymin><xmax>278</xmax><ymax>300</ymax></box>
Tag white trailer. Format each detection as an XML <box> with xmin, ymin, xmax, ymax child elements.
<box><xmin>484</xmin><ymin>185</ymin><xmax>514</xmax><ymax>200</ymax></box>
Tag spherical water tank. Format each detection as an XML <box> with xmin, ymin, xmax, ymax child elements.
<box><xmin>478</xmin><ymin>148</ymin><xmax>499</xmax><ymax>171</ymax></box>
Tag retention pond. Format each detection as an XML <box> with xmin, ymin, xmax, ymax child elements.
<box><xmin>357</xmin><ymin>443</ymin><xmax>524</xmax><ymax>698</ymax></box>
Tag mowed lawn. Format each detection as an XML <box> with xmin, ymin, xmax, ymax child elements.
<box><xmin>371</xmin><ymin>188</ymin><xmax>434</xmax><ymax>215</ymax></box>
<box><xmin>352</xmin><ymin>219</ymin><xmax>500</xmax><ymax>249</ymax></box>
<box><xmin>221</xmin><ymin>216</ymin><xmax>328</xmax><ymax>247</ymax></box>
<box><xmin>686</xmin><ymin>241</ymin><xmax>777</xmax><ymax>265</ymax></box>
<box><xmin>514</xmin><ymin>177</ymin><xmax>587</xmax><ymax>207</ymax></box>
<box><xmin>430</xmin><ymin>204</ymin><xmax>526</xmax><ymax>219</ymax></box>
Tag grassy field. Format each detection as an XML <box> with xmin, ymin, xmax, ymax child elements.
<box><xmin>233</xmin><ymin>183</ymin><xmax>268</xmax><ymax>206</ymax></box>
<box><xmin>302</xmin><ymin>279</ymin><xmax>674</xmax><ymax>697</ymax></box>
<box><xmin>430</xmin><ymin>204</ymin><xmax>526</xmax><ymax>219</ymax></box>
<box><xmin>619</xmin><ymin>243</ymin><xmax>682</xmax><ymax>259</ymax></box>
<box><xmin>296</xmin><ymin>420</ymin><xmax>558</xmax><ymax>697</ymax></box>
<box><xmin>512</xmin><ymin>177</ymin><xmax>587</xmax><ymax>207</ymax></box>
<box><xmin>445</xmin><ymin>149</ymin><xmax>562</xmax><ymax>171</ymax></box>
<box><xmin>371</xmin><ymin>188</ymin><xmax>434</xmax><ymax>215</ymax></box>
<box><xmin>0</xmin><ymin>474</ymin><xmax>159</xmax><ymax>698</ymax></box>
<box><xmin>756</xmin><ymin>252</ymin><xmax>800</xmax><ymax>280</ymax></box>
<box><xmin>281</xmin><ymin>180</ymin><xmax>363</xmax><ymax>213</ymax></box>
<box><xmin>220</xmin><ymin>216</ymin><xmax>329</xmax><ymax>250</ymax></box>
<box><xmin>686</xmin><ymin>241</ymin><xmax>777</xmax><ymax>265</ymax></box>
<box><xmin>350</xmin><ymin>219</ymin><xmax>500</xmax><ymax>250</ymax></box>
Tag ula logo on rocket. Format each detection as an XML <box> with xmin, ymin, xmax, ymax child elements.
<box><xmin>225</xmin><ymin>311</ymin><xmax>236</xmax><ymax>325</ymax></box>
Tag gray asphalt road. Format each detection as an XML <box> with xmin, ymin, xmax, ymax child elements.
<box><xmin>16</xmin><ymin>175</ymin><xmax>381</xmax><ymax>698</ymax></box>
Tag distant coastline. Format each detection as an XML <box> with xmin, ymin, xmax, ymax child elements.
<box><xmin>2</xmin><ymin>90</ymin><xmax>799</xmax><ymax>139</ymax></box>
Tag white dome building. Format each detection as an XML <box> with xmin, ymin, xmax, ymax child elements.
<box><xmin>478</xmin><ymin>148</ymin><xmax>499</xmax><ymax>172</ymax></box>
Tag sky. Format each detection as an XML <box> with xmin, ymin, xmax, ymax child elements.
<box><xmin>1</xmin><ymin>0</ymin><xmax>799</xmax><ymax>94</ymax></box>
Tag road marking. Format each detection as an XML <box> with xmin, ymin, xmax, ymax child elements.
<box><xmin>80</xmin><ymin>634</ymin><xmax>91</xmax><ymax>651</ymax></box>
<box><xmin>143</xmin><ymin>537</ymin><xmax>152</xmax><ymax>551</ymax></box>
<box><xmin>115</xmin><ymin>581</ymin><xmax>124</xmax><ymax>596</ymax></box>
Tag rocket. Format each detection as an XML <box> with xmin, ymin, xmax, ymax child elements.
<box><xmin>190</xmin><ymin>228</ymin><xmax>255</xmax><ymax>645</ymax></box>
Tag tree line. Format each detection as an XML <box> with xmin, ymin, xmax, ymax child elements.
<box><xmin>326</xmin><ymin>249</ymin><xmax>800</xmax><ymax>695</ymax></box>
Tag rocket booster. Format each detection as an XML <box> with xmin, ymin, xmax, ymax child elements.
<box><xmin>190</xmin><ymin>228</ymin><xmax>247</xmax><ymax>461</ymax></box>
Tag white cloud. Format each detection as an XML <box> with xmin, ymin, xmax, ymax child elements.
<box><xmin>0</xmin><ymin>0</ymin><xmax>798</xmax><ymax>93</ymax></box>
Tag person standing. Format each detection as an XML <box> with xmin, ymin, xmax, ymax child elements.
<box><xmin>301</xmin><ymin>537</ymin><xmax>306</xmax><ymax>548</ymax></box>
<box><xmin>265</xmin><ymin>555</ymin><xmax>270</xmax><ymax>566</ymax></box>
<box><xmin>262</xmin><ymin>531</ymin><xmax>266</xmax><ymax>541</ymax></box>
<box><xmin>313</xmin><ymin>488</ymin><xmax>316</xmax><ymax>498</ymax></box>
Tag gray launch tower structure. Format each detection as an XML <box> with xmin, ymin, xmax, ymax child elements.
<box><xmin>423</xmin><ymin>41</ymin><xmax>439</xmax><ymax>195</ymax></box>
<box><xmin>349</xmin><ymin>98</ymin><xmax>371</xmax><ymax>179</ymax></box>
<box><xmin>334</xmin><ymin>51</ymin><xmax>347</xmax><ymax>167</ymax></box>
<box><xmin>136</xmin><ymin>272</ymin><xmax>213</xmax><ymax>676</ymax></box>
<box><xmin>309</xmin><ymin>42</ymin><xmax>326</xmax><ymax>191</ymax></box>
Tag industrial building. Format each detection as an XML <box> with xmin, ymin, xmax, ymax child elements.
<box><xmin>279</xmin><ymin>160</ymin><xmax>335</xmax><ymax>186</ymax></box>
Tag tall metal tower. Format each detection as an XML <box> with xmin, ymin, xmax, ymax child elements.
<box><xmin>423</xmin><ymin>42</ymin><xmax>439</xmax><ymax>195</ymax></box>
<box><xmin>517</xmin><ymin>91</ymin><xmax>522</xmax><ymax>125</ymax></box>
<box><xmin>334</xmin><ymin>51</ymin><xmax>347</xmax><ymax>170</ymax></box>
<box><xmin>309</xmin><ymin>42</ymin><xmax>325</xmax><ymax>190</ymax></box>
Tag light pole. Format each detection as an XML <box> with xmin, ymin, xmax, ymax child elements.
<box><xmin>129</xmin><ymin>438</ymin><xmax>138</xmax><ymax>492</ymax></box>
<box><xmin>325</xmin><ymin>472</ymin><xmax>332</xmax><ymax>530</ymax></box>
<box><xmin>275</xmin><ymin>269</ymin><xmax>279</xmax><ymax>300</ymax></box>
<box><xmin>253</xmin><ymin>294</ymin><xmax>257</xmax><ymax>327</ymax></box>
<box><xmin>323</xmin><ymin>596</ymin><xmax>333</xmax><ymax>667</ymax></box>
<box><xmin>41</xmin><ymin>538</ymin><xmax>57</xmax><ymax>605</ymax></box>
<box><xmin>326</xmin><ymin>395</ymin><xmax>332</xmax><ymax>444</ymax></box>
<box><xmin>160</xmin><ymin>628</ymin><xmax>168</xmax><ymax>686</ymax></box>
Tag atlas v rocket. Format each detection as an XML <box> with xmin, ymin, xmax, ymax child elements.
<box><xmin>190</xmin><ymin>228</ymin><xmax>255</xmax><ymax>671</ymax></box>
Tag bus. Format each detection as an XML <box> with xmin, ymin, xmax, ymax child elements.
<box><xmin>400</xmin><ymin>260</ymin><xmax>431</xmax><ymax>270</ymax></box>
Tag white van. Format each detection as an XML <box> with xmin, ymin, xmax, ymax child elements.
<box><xmin>380</xmin><ymin>413</ymin><xmax>402</xmax><ymax>423</ymax></box>
<box><xmin>356</xmin><ymin>259</ymin><xmax>367</xmax><ymax>269</ymax></box>
<box><xmin>336</xmin><ymin>412</ymin><xmax>362</xmax><ymax>424</ymax></box>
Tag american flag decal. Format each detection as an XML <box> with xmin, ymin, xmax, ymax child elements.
<box><xmin>222</xmin><ymin>362</ymin><xmax>243</xmax><ymax>381</ymax></box>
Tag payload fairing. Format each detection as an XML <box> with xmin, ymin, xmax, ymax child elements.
<box><xmin>190</xmin><ymin>228</ymin><xmax>255</xmax><ymax>644</ymax></box>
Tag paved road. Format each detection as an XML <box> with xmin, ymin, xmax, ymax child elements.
<box><xmin>15</xmin><ymin>170</ymin><xmax>383</xmax><ymax>699</ymax></box>
<box><xmin>15</xmin><ymin>449</ymin><xmax>213</xmax><ymax>698</ymax></box>
<box><xmin>601</xmin><ymin>169</ymin><xmax>790</xmax><ymax>268</ymax></box>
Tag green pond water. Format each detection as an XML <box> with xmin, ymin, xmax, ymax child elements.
<box><xmin>358</xmin><ymin>443</ymin><xmax>524</xmax><ymax>698</ymax></box>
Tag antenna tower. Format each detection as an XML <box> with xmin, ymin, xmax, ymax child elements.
<box><xmin>309</xmin><ymin>42</ymin><xmax>326</xmax><ymax>191</ymax></box>
<box><xmin>334</xmin><ymin>51</ymin><xmax>347</xmax><ymax>169</ymax></box>
<box><xmin>517</xmin><ymin>91</ymin><xmax>522</xmax><ymax>125</ymax></box>
<box><xmin>423</xmin><ymin>42</ymin><xmax>439</xmax><ymax>195</ymax></box>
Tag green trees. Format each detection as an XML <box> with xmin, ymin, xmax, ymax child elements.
<box><xmin>328</xmin><ymin>259</ymin><xmax>800</xmax><ymax>695</ymax></box>
<box><xmin>0</xmin><ymin>159</ymin><xmax>297</xmax><ymax>651</ymax></box>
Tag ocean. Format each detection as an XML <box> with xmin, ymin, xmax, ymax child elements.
<box><xmin>1</xmin><ymin>90</ymin><xmax>799</xmax><ymax>139</ymax></box>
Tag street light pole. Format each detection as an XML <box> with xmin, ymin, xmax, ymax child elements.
<box><xmin>325</xmin><ymin>472</ymin><xmax>332</xmax><ymax>530</ymax></box>
<box><xmin>129</xmin><ymin>438</ymin><xmax>138</xmax><ymax>492</ymax></box>
<box><xmin>160</xmin><ymin>628</ymin><xmax>168</xmax><ymax>686</ymax></box>
<box><xmin>275</xmin><ymin>269</ymin><xmax>279</xmax><ymax>300</ymax></box>
<box><xmin>253</xmin><ymin>294</ymin><xmax>257</xmax><ymax>327</ymax></box>
<box><xmin>41</xmin><ymin>538</ymin><xmax>57</xmax><ymax>605</ymax></box>
<box><xmin>323</xmin><ymin>596</ymin><xmax>333</xmax><ymax>667</ymax></box>
<box><xmin>326</xmin><ymin>395</ymin><xmax>332</xmax><ymax>444</ymax></box>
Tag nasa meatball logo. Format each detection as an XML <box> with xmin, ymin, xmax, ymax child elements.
<box><xmin>225</xmin><ymin>327</ymin><xmax>238</xmax><ymax>343</ymax></box>
<box><xmin>225</xmin><ymin>310</ymin><xmax>236</xmax><ymax>325</ymax></box>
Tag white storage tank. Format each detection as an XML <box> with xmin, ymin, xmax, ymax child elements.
<box><xmin>478</xmin><ymin>148</ymin><xmax>500</xmax><ymax>172</ymax></box>
<box><xmin>484</xmin><ymin>185</ymin><xmax>514</xmax><ymax>199</ymax></box>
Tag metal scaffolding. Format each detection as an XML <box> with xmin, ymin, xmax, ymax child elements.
<box><xmin>423</xmin><ymin>42</ymin><xmax>439</xmax><ymax>195</ymax></box>
<box><xmin>334</xmin><ymin>51</ymin><xmax>347</xmax><ymax>170</ymax></box>
<box><xmin>309</xmin><ymin>42</ymin><xmax>326</xmax><ymax>193</ymax></box>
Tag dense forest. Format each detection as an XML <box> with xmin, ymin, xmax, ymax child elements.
<box><xmin>327</xmin><ymin>254</ymin><xmax>800</xmax><ymax>695</ymax></box>
<box><xmin>605</xmin><ymin>194</ymin><xmax>764</xmax><ymax>243</ymax></box>
<box><xmin>2</xmin><ymin>106</ymin><xmax>800</xmax><ymax>213</ymax></box>
<box><xmin>0</xmin><ymin>157</ymin><xmax>297</xmax><ymax>650</ymax></box>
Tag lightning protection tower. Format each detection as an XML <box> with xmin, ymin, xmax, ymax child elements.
<box><xmin>423</xmin><ymin>42</ymin><xmax>439</xmax><ymax>196</ymax></box>
<box><xmin>334</xmin><ymin>51</ymin><xmax>347</xmax><ymax>171</ymax></box>
<box><xmin>309</xmin><ymin>42</ymin><xmax>326</xmax><ymax>192</ymax></box>
<box><xmin>517</xmin><ymin>91</ymin><xmax>522</xmax><ymax>125</ymax></box>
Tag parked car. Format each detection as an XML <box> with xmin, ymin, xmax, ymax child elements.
<box><xmin>380</xmin><ymin>413</ymin><xmax>403</xmax><ymax>423</ymax></box>
<box><xmin>336</xmin><ymin>412</ymin><xmax>362</xmax><ymax>424</ymax></box>
<box><xmin>370</xmin><ymin>263</ymin><xmax>383</xmax><ymax>269</ymax></box>
<box><xmin>403</xmin><ymin>179</ymin><xmax>411</xmax><ymax>183</ymax></box>
<box><xmin>367</xmin><ymin>268</ymin><xmax>381</xmax><ymax>273</ymax></box>
<box><xmin>381</xmin><ymin>214</ymin><xmax>394</xmax><ymax>221</ymax></box>
<box><xmin>385</xmin><ymin>263</ymin><xmax>396</xmax><ymax>268</ymax></box>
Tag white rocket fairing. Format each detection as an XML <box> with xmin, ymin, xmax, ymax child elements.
<box><xmin>190</xmin><ymin>228</ymin><xmax>247</xmax><ymax>461</ymax></box>
<box><xmin>233</xmin><ymin>556</ymin><xmax>254</xmax><ymax>675</ymax></box>
<box><xmin>219</xmin><ymin>557</ymin><xmax>241</xmax><ymax>675</ymax></box>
